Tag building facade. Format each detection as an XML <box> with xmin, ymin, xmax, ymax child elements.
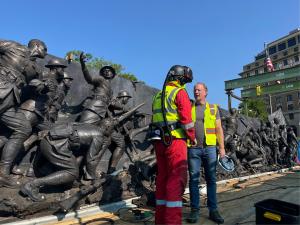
<box><xmin>239</xmin><ymin>29</ymin><xmax>300</xmax><ymax>136</ymax></box>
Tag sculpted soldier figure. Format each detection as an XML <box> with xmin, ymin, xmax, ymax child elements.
<box><xmin>20</xmin><ymin>103</ymin><xmax>143</xmax><ymax>202</ymax></box>
<box><xmin>259</xmin><ymin>122</ymin><xmax>270</xmax><ymax>146</ymax></box>
<box><xmin>240</xmin><ymin>128</ymin><xmax>264</xmax><ymax>166</ymax></box>
<box><xmin>79</xmin><ymin>52</ymin><xmax>115</xmax><ymax>124</ymax></box>
<box><xmin>12</xmin><ymin>61</ymin><xmax>70</xmax><ymax>176</ymax></box>
<box><xmin>107</xmin><ymin>90</ymin><xmax>132</xmax><ymax>174</ymax></box>
<box><xmin>271</xmin><ymin>118</ymin><xmax>280</xmax><ymax>164</ymax></box>
<box><xmin>223</xmin><ymin>108</ymin><xmax>238</xmax><ymax>149</ymax></box>
<box><xmin>278</xmin><ymin>125</ymin><xmax>288</xmax><ymax>164</ymax></box>
<box><xmin>0</xmin><ymin>39</ymin><xmax>47</xmax><ymax>187</ymax></box>
<box><xmin>264</xmin><ymin>122</ymin><xmax>277</xmax><ymax>164</ymax></box>
<box><xmin>286</xmin><ymin>127</ymin><xmax>298</xmax><ymax>166</ymax></box>
<box><xmin>19</xmin><ymin>58</ymin><xmax>67</xmax><ymax>129</ymax></box>
<box><xmin>57</xmin><ymin>71</ymin><xmax>73</xmax><ymax>107</ymax></box>
<box><xmin>249</xmin><ymin>127</ymin><xmax>262</xmax><ymax>148</ymax></box>
<box><xmin>259</xmin><ymin>122</ymin><xmax>272</xmax><ymax>164</ymax></box>
<box><xmin>222</xmin><ymin>108</ymin><xmax>239</xmax><ymax>162</ymax></box>
<box><xmin>43</xmin><ymin>59</ymin><xmax>69</xmax><ymax>123</ymax></box>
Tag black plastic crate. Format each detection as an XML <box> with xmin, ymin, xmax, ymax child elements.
<box><xmin>255</xmin><ymin>199</ymin><xmax>300</xmax><ymax>224</ymax></box>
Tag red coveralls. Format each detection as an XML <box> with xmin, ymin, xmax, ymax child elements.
<box><xmin>154</xmin><ymin>83</ymin><xmax>195</xmax><ymax>225</ymax></box>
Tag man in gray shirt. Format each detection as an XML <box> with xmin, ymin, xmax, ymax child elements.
<box><xmin>187</xmin><ymin>82</ymin><xmax>225</xmax><ymax>224</ymax></box>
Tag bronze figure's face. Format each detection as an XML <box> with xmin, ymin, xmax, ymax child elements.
<box><xmin>119</xmin><ymin>96</ymin><xmax>130</xmax><ymax>105</ymax></box>
<box><xmin>62</xmin><ymin>72</ymin><xmax>73</xmax><ymax>89</ymax></box>
<box><xmin>28</xmin><ymin>39</ymin><xmax>47</xmax><ymax>59</ymax></box>
<box><xmin>45</xmin><ymin>59</ymin><xmax>67</xmax><ymax>78</ymax></box>
<box><xmin>99</xmin><ymin>66</ymin><xmax>116</xmax><ymax>79</ymax></box>
<box><xmin>117</xmin><ymin>90</ymin><xmax>132</xmax><ymax>105</ymax></box>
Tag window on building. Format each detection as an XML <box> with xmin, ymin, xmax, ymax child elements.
<box><xmin>283</xmin><ymin>51</ymin><xmax>288</xmax><ymax>56</ymax></box>
<box><xmin>255</xmin><ymin>62</ymin><xmax>259</xmax><ymax>67</ymax></box>
<box><xmin>278</xmin><ymin>42</ymin><xmax>286</xmax><ymax>51</ymax></box>
<box><xmin>287</xmin><ymin>104</ymin><xmax>294</xmax><ymax>111</ymax></box>
<box><xmin>255</xmin><ymin>53</ymin><xmax>266</xmax><ymax>60</ymax></box>
<box><xmin>269</xmin><ymin>46</ymin><xmax>277</xmax><ymax>55</ymax></box>
<box><xmin>246</xmin><ymin>65</ymin><xmax>251</xmax><ymax>70</ymax></box>
<box><xmin>295</xmin><ymin>55</ymin><xmax>299</xmax><ymax>62</ymax></box>
<box><xmin>288</xmin><ymin>37</ymin><xmax>296</xmax><ymax>47</ymax></box>
<box><xmin>294</xmin><ymin>47</ymin><xmax>299</xmax><ymax>52</ymax></box>
<box><xmin>283</xmin><ymin>59</ymin><xmax>288</xmax><ymax>66</ymax></box>
<box><xmin>255</xmin><ymin>69</ymin><xmax>258</xmax><ymax>75</ymax></box>
<box><xmin>289</xmin><ymin>113</ymin><xmax>294</xmax><ymax>120</ymax></box>
<box><xmin>273</xmin><ymin>63</ymin><xmax>278</xmax><ymax>69</ymax></box>
<box><xmin>287</xmin><ymin>95</ymin><xmax>293</xmax><ymax>101</ymax></box>
<box><xmin>247</xmin><ymin>72</ymin><xmax>250</xmax><ymax>77</ymax></box>
<box><xmin>298</xmin><ymin>35</ymin><xmax>300</xmax><ymax>43</ymax></box>
<box><xmin>273</xmin><ymin>55</ymin><xmax>278</xmax><ymax>60</ymax></box>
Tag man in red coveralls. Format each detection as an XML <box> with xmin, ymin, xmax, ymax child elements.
<box><xmin>151</xmin><ymin>65</ymin><xmax>197</xmax><ymax>225</ymax></box>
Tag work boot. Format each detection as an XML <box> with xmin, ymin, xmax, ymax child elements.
<box><xmin>186</xmin><ymin>208</ymin><xmax>199</xmax><ymax>223</ymax></box>
<box><xmin>20</xmin><ymin>182</ymin><xmax>45</xmax><ymax>202</ymax></box>
<box><xmin>209</xmin><ymin>209</ymin><xmax>224</xmax><ymax>224</ymax></box>
<box><xmin>0</xmin><ymin>163</ymin><xmax>20</xmax><ymax>188</ymax></box>
<box><xmin>12</xmin><ymin>165</ymin><xmax>26</xmax><ymax>176</ymax></box>
<box><xmin>0</xmin><ymin>175</ymin><xmax>20</xmax><ymax>188</ymax></box>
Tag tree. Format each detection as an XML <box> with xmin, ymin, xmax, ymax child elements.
<box><xmin>238</xmin><ymin>98</ymin><xmax>268</xmax><ymax>121</ymax></box>
<box><xmin>120</xmin><ymin>73</ymin><xmax>138</xmax><ymax>82</ymax></box>
<box><xmin>65</xmin><ymin>50</ymin><xmax>138</xmax><ymax>81</ymax></box>
<box><xmin>66</xmin><ymin>50</ymin><xmax>92</xmax><ymax>62</ymax></box>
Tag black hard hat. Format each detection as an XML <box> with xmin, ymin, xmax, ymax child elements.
<box><xmin>167</xmin><ymin>65</ymin><xmax>193</xmax><ymax>84</ymax></box>
<box><xmin>168</xmin><ymin>65</ymin><xmax>185</xmax><ymax>76</ymax></box>
<box><xmin>45</xmin><ymin>58</ymin><xmax>67</xmax><ymax>68</ymax></box>
<box><xmin>99</xmin><ymin>66</ymin><xmax>116</xmax><ymax>79</ymax></box>
<box><xmin>183</xmin><ymin>66</ymin><xmax>193</xmax><ymax>83</ymax></box>
<box><xmin>117</xmin><ymin>90</ymin><xmax>132</xmax><ymax>98</ymax></box>
<box><xmin>218</xmin><ymin>155</ymin><xmax>235</xmax><ymax>172</ymax></box>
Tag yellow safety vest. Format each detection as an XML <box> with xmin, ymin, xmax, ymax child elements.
<box><xmin>152</xmin><ymin>82</ymin><xmax>186</xmax><ymax>139</ymax></box>
<box><xmin>189</xmin><ymin>102</ymin><xmax>217</xmax><ymax>146</ymax></box>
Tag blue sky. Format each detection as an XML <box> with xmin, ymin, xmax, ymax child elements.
<box><xmin>1</xmin><ymin>0</ymin><xmax>299</xmax><ymax>109</ymax></box>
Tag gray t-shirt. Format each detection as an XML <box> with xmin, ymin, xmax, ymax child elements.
<box><xmin>194</xmin><ymin>102</ymin><xmax>220</xmax><ymax>148</ymax></box>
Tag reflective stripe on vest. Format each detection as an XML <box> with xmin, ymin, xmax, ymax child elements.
<box><xmin>156</xmin><ymin>199</ymin><xmax>182</xmax><ymax>207</ymax></box>
<box><xmin>152</xmin><ymin>85</ymin><xmax>186</xmax><ymax>138</ymax></box>
<box><xmin>189</xmin><ymin>102</ymin><xmax>217</xmax><ymax>146</ymax></box>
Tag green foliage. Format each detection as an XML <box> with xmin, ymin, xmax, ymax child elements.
<box><xmin>119</xmin><ymin>73</ymin><xmax>138</xmax><ymax>81</ymax></box>
<box><xmin>65</xmin><ymin>50</ymin><xmax>92</xmax><ymax>62</ymax></box>
<box><xmin>87</xmin><ymin>57</ymin><xmax>124</xmax><ymax>74</ymax></box>
<box><xmin>238</xmin><ymin>98</ymin><xmax>268</xmax><ymax>121</ymax></box>
<box><xmin>65</xmin><ymin>50</ymin><xmax>138</xmax><ymax>81</ymax></box>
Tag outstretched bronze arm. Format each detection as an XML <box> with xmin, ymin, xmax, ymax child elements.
<box><xmin>79</xmin><ymin>52</ymin><xmax>93</xmax><ymax>83</ymax></box>
<box><xmin>80</xmin><ymin>52</ymin><xmax>104</xmax><ymax>86</ymax></box>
